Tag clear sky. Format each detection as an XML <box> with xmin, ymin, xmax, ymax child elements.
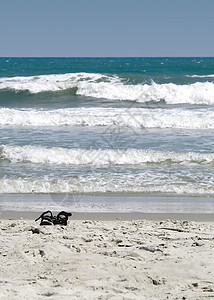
<box><xmin>0</xmin><ymin>0</ymin><xmax>214</xmax><ymax>57</ymax></box>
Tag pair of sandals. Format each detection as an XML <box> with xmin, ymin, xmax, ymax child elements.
<box><xmin>35</xmin><ymin>210</ymin><xmax>72</xmax><ymax>226</ymax></box>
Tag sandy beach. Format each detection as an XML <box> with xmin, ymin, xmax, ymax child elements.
<box><xmin>1</xmin><ymin>0</ymin><xmax>214</xmax><ymax>297</ymax></box>
<box><xmin>0</xmin><ymin>214</ymin><xmax>214</xmax><ymax>299</ymax></box>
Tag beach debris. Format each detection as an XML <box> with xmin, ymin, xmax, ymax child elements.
<box><xmin>192</xmin><ymin>282</ymin><xmax>198</xmax><ymax>287</ymax></box>
<box><xmin>148</xmin><ymin>276</ymin><xmax>166</xmax><ymax>285</ymax></box>
<box><xmin>82</xmin><ymin>237</ymin><xmax>93</xmax><ymax>242</ymax></box>
<box><xmin>29</xmin><ymin>227</ymin><xmax>41</xmax><ymax>234</ymax></box>
<box><xmin>39</xmin><ymin>249</ymin><xmax>45</xmax><ymax>257</ymax></box>
<box><xmin>192</xmin><ymin>241</ymin><xmax>204</xmax><ymax>247</ymax></box>
<box><xmin>117</xmin><ymin>242</ymin><xmax>133</xmax><ymax>247</ymax></box>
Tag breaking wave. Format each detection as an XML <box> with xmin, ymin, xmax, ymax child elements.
<box><xmin>1</xmin><ymin>145</ymin><xmax>214</xmax><ymax>166</ymax></box>
<box><xmin>1</xmin><ymin>72</ymin><xmax>214</xmax><ymax>105</ymax></box>
<box><xmin>1</xmin><ymin>173</ymin><xmax>214</xmax><ymax>194</ymax></box>
<box><xmin>1</xmin><ymin>107</ymin><xmax>214</xmax><ymax>129</ymax></box>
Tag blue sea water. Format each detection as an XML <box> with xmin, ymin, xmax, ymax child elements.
<box><xmin>1</xmin><ymin>57</ymin><xmax>214</xmax><ymax>212</ymax></box>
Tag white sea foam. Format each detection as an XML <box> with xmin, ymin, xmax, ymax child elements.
<box><xmin>1</xmin><ymin>107</ymin><xmax>214</xmax><ymax>129</ymax></box>
<box><xmin>1</xmin><ymin>173</ymin><xmax>214</xmax><ymax>194</ymax></box>
<box><xmin>186</xmin><ymin>74</ymin><xmax>214</xmax><ymax>78</ymax></box>
<box><xmin>0</xmin><ymin>73</ymin><xmax>119</xmax><ymax>93</ymax></box>
<box><xmin>1</xmin><ymin>73</ymin><xmax>214</xmax><ymax>105</ymax></box>
<box><xmin>78</xmin><ymin>81</ymin><xmax>214</xmax><ymax>105</ymax></box>
<box><xmin>1</xmin><ymin>145</ymin><xmax>214</xmax><ymax>166</ymax></box>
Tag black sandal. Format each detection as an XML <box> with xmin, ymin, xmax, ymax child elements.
<box><xmin>35</xmin><ymin>210</ymin><xmax>55</xmax><ymax>225</ymax></box>
<box><xmin>35</xmin><ymin>211</ymin><xmax>72</xmax><ymax>226</ymax></box>
<box><xmin>54</xmin><ymin>211</ymin><xmax>72</xmax><ymax>226</ymax></box>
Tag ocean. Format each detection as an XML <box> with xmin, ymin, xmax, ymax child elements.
<box><xmin>1</xmin><ymin>57</ymin><xmax>214</xmax><ymax>212</ymax></box>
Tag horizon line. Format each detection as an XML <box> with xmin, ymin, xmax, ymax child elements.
<box><xmin>1</xmin><ymin>56</ymin><xmax>214</xmax><ymax>59</ymax></box>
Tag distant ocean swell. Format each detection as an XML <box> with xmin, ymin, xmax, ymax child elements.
<box><xmin>1</xmin><ymin>145</ymin><xmax>214</xmax><ymax>166</ymax></box>
<box><xmin>1</xmin><ymin>73</ymin><xmax>214</xmax><ymax>105</ymax></box>
<box><xmin>186</xmin><ymin>74</ymin><xmax>214</xmax><ymax>78</ymax></box>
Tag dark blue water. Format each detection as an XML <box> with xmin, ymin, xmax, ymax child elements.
<box><xmin>1</xmin><ymin>57</ymin><xmax>214</xmax><ymax>80</ymax></box>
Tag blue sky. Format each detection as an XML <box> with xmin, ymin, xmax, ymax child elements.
<box><xmin>0</xmin><ymin>0</ymin><xmax>214</xmax><ymax>57</ymax></box>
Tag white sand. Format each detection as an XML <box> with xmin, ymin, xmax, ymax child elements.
<box><xmin>0</xmin><ymin>218</ymin><xmax>214</xmax><ymax>299</ymax></box>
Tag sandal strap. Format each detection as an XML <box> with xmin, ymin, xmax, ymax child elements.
<box><xmin>56</xmin><ymin>211</ymin><xmax>72</xmax><ymax>220</ymax></box>
<box><xmin>35</xmin><ymin>210</ymin><xmax>53</xmax><ymax>221</ymax></box>
<box><xmin>54</xmin><ymin>211</ymin><xmax>72</xmax><ymax>225</ymax></box>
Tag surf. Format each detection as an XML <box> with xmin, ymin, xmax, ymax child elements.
<box><xmin>1</xmin><ymin>72</ymin><xmax>214</xmax><ymax>105</ymax></box>
<box><xmin>1</xmin><ymin>107</ymin><xmax>214</xmax><ymax>129</ymax></box>
<box><xmin>1</xmin><ymin>145</ymin><xmax>214</xmax><ymax>166</ymax></box>
<box><xmin>1</xmin><ymin>173</ymin><xmax>214</xmax><ymax>194</ymax></box>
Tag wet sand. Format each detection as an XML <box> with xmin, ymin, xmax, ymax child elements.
<box><xmin>0</xmin><ymin>211</ymin><xmax>214</xmax><ymax>221</ymax></box>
